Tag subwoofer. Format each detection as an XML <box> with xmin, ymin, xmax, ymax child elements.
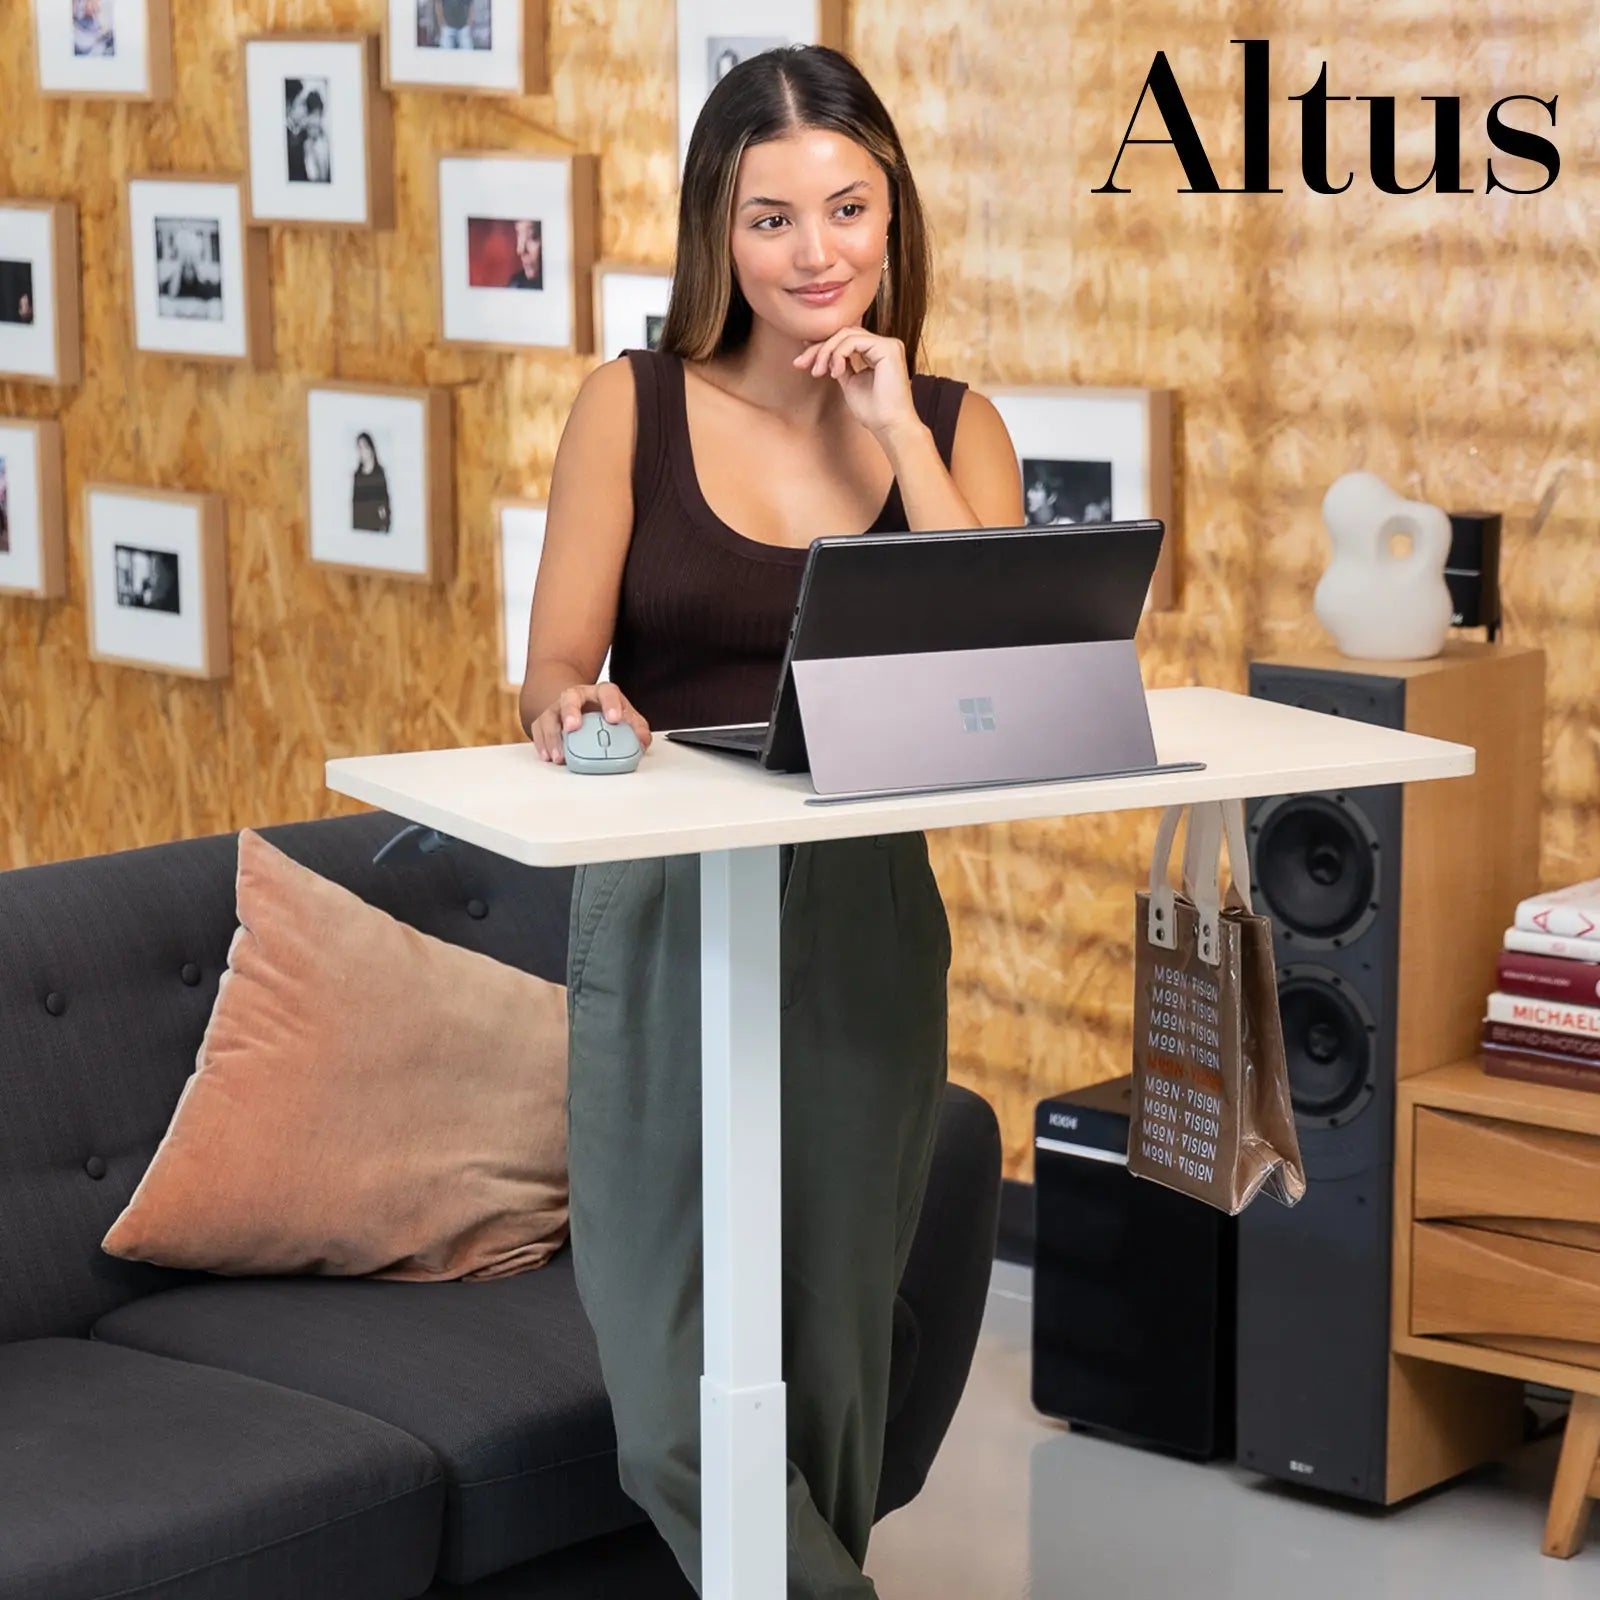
<box><xmin>1236</xmin><ymin>642</ymin><xmax>1544</xmax><ymax>1504</ymax></box>
<box><xmin>1032</xmin><ymin>1076</ymin><xmax>1235</xmax><ymax>1460</ymax></box>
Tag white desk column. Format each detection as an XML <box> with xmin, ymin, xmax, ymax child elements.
<box><xmin>699</xmin><ymin>846</ymin><xmax>788</xmax><ymax>1600</ymax></box>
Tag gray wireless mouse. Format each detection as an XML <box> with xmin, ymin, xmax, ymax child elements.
<box><xmin>562</xmin><ymin>710</ymin><xmax>643</xmax><ymax>774</ymax></box>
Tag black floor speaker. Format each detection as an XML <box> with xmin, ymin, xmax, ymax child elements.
<box><xmin>1236</xmin><ymin>646</ymin><xmax>1542</xmax><ymax>1504</ymax></box>
<box><xmin>1032</xmin><ymin>1076</ymin><xmax>1235</xmax><ymax>1460</ymax></box>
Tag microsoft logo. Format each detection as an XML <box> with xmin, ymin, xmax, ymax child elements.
<box><xmin>959</xmin><ymin>697</ymin><xmax>997</xmax><ymax>733</ymax></box>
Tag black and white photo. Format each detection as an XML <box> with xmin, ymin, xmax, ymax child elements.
<box><xmin>0</xmin><ymin>455</ymin><xmax>9</xmax><ymax>554</ymax></box>
<box><xmin>85</xmin><ymin>484</ymin><xmax>229</xmax><ymax>676</ymax></box>
<box><xmin>351</xmin><ymin>431</ymin><xmax>393</xmax><ymax>532</ymax></box>
<box><xmin>677</xmin><ymin>2</ymin><xmax>841</xmax><ymax>171</ymax></box>
<box><xmin>113</xmin><ymin>542</ymin><xmax>181</xmax><ymax>612</ymax></box>
<box><xmin>991</xmin><ymin>385</ymin><xmax>1177</xmax><ymax>609</ymax></box>
<box><xmin>1022</xmin><ymin>458</ymin><xmax>1114</xmax><ymax>526</ymax></box>
<box><xmin>154</xmin><ymin>217</ymin><xmax>223</xmax><ymax>321</ymax></box>
<box><xmin>285</xmin><ymin>77</ymin><xmax>333</xmax><ymax>184</ymax></box>
<box><xmin>129</xmin><ymin>178</ymin><xmax>264</xmax><ymax>363</ymax></box>
<box><xmin>244</xmin><ymin>38</ymin><xmax>388</xmax><ymax>230</ymax></box>
<box><xmin>707</xmin><ymin>35</ymin><xmax>785</xmax><ymax>83</ymax></box>
<box><xmin>308</xmin><ymin>383</ymin><xmax>452</xmax><ymax>582</ymax></box>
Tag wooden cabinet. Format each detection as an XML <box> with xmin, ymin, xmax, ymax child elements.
<box><xmin>1396</xmin><ymin>1061</ymin><xmax>1600</xmax><ymax>1557</ymax></box>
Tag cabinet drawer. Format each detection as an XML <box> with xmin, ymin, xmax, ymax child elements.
<box><xmin>1414</xmin><ymin>1107</ymin><xmax>1600</xmax><ymax>1252</ymax></box>
<box><xmin>1411</xmin><ymin>1221</ymin><xmax>1600</xmax><ymax>1372</ymax></box>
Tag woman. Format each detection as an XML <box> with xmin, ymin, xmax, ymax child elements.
<box><xmin>519</xmin><ymin>46</ymin><xmax>1022</xmax><ymax>1597</ymax></box>
<box><xmin>351</xmin><ymin>433</ymin><xmax>391</xmax><ymax>533</ymax></box>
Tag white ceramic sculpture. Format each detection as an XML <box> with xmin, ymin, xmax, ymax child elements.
<box><xmin>1313</xmin><ymin>471</ymin><xmax>1455</xmax><ymax>660</ymax></box>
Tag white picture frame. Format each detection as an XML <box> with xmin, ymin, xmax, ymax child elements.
<box><xmin>988</xmin><ymin>385</ymin><xmax>1178</xmax><ymax>611</ymax></box>
<box><xmin>83</xmin><ymin>483</ymin><xmax>230</xmax><ymax>679</ymax></box>
<box><xmin>382</xmin><ymin>0</ymin><xmax>546</xmax><ymax>96</ymax></box>
<box><xmin>675</xmin><ymin>0</ymin><xmax>844</xmax><ymax>173</ymax></box>
<box><xmin>127</xmin><ymin>176</ymin><xmax>272</xmax><ymax>367</ymax></box>
<box><xmin>594</xmin><ymin>261</ymin><xmax>672</xmax><ymax>363</ymax></box>
<box><xmin>495</xmin><ymin>499</ymin><xmax>610</xmax><ymax>692</ymax></box>
<box><xmin>0</xmin><ymin>200</ymin><xmax>81</xmax><ymax>386</ymax></box>
<box><xmin>307</xmin><ymin>382</ymin><xmax>454</xmax><ymax>585</ymax></box>
<box><xmin>437</xmin><ymin>152</ymin><xmax>598</xmax><ymax>354</ymax></box>
<box><xmin>0</xmin><ymin>417</ymin><xmax>67</xmax><ymax>599</ymax></box>
<box><xmin>32</xmin><ymin>0</ymin><xmax>173</xmax><ymax>101</ymax></box>
<box><xmin>242</xmin><ymin>36</ymin><xmax>394</xmax><ymax>230</ymax></box>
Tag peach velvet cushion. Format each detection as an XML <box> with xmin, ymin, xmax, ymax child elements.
<box><xmin>102</xmin><ymin>827</ymin><xmax>569</xmax><ymax>1281</ymax></box>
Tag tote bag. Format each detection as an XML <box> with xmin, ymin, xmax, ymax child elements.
<box><xmin>1128</xmin><ymin>800</ymin><xmax>1306</xmax><ymax>1214</ymax></box>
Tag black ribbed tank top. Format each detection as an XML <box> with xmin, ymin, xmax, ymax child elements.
<box><xmin>608</xmin><ymin>348</ymin><xmax>969</xmax><ymax>732</ymax></box>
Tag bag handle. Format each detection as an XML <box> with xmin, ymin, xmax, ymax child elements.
<box><xmin>1147</xmin><ymin>799</ymin><xmax>1257</xmax><ymax>964</ymax></box>
<box><xmin>1146</xmin><ymin>805</ymin><xmax>1185</xmax><ymax>951</ymax></box>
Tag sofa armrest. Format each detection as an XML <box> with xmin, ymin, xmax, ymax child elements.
<box><xmin>875</xmin><ymin>1081</ymin><xmax>1002</xmax><ymax>1519</ymax></box>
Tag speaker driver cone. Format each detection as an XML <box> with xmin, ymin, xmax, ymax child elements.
<box><xmin>1252</xmin><ymin>795</ymin><xmax>1380</xmax><ymax>944</ymax></box>
<box><xmin>1276</xmin><ymin>964</ymin><xmax>1377</xmax><ymax>1125</ymax></box>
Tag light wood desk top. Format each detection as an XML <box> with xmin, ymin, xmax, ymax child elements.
<box><xmin>325</xmin><ymin>686</ymin><xmax>1474</xmax><ymax>868</ymax></box>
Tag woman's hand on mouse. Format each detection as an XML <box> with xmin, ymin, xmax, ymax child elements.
<box><xmin>793</xmin><ymin>327</ymin><xmax>919</xmax><ymax>443</ymax></box>
<box><xmin>532</xmin><ymin>684</ymin><xmax>652</xmax><ymax>764</ymax></box>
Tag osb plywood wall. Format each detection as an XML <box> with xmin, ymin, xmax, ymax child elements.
<box><xmin>3</xmin><ymin>2</ymin><xmax>1596</xmax><ymax>1180</ymax></box>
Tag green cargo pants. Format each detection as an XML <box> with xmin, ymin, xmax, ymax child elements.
<box><xmin>565</xmin><ymin>833</ymin><xmax>951</xmax><ymax>1598</ymax></box>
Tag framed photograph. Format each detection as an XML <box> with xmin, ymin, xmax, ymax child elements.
<box><xmin>988</xmin><ymin>385</ymin><xmax>1178</xmax><ymax>611</ymax></box>
<box><xmin>383</xmin><ymin>0</ymin><xmax>546</xmax><ymax>96</ymax></box>
<box><xmin>127</xmin><ymin>176</ymin><xmax>272</xmax><ymax>367</ymax></box>
<box><xmin>0</xmin><ymin>418</ymin><xmax>67</xmax><ymax>599</ymax></box>
<box><xmin>675</xmin><ymin>0</ymin><xmax>845</xmax><ymax>172</ymax></box>
<box><xmin>494</xmin><ymin>498</ymin><xmax>544</xmax><ymax>691</ymax></box>
<box><xmin>594</xmin><ymin>261</ymin><xmax>672</xmax><ymax>363</ymax></box>
<box><xmin>437</xmin><ymin>152</ymin><xmax>598</xmax><ymax>353</ymax></box>
<box><xmin>242</xmin><ymin>36</ymin><xmax>395</xmax><ymax>230</ymax></box>
<box><xmin>83</xmin><ymin>484</ymin><xmax>229</xmax><ymax>678</ymax></box>
<box><xmin>0</xmin><ymin>200</ymin><xmax>82</xmax><ymax>387</ymax></box>
<box><xmin>307</xmin><ymin>382</ymin><xmax>453</xmax><ymax>584</ymax></box>
<box><xmin>32</xmin><ymin>0</ymin><xmax>173</xmax><ymax>100</ymax></box>
<box><xmin>495</xmin><ymin>498</ymin><xmax>609</xmax><ymax>691</ymax></box>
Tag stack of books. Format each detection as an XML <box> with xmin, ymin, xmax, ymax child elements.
<box><xmin>1483</xmin><ymin>876</ymin><xmax>1600</xmax><ymax>1094</ymax></box>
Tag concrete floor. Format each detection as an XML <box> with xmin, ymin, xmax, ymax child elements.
<box><xmin>864</xmin><ymin>1260</ymin><xmax>1595</xmax><ymax>1599</ymax></box>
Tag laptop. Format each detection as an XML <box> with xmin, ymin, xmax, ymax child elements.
<box><xmin>665</xmin><ymin>520</ymin><xmax>1202</xmax><ymax>802</ymax></box>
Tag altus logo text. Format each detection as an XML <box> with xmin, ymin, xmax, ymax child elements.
<box><xmin>1094</xmin><ymin>38</ymin><xmax>1560</xmax><ymax>197</ymax></box>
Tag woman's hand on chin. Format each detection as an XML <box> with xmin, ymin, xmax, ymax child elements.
<box><xmin>794</xmin><ymin>327</ymin><xmax>921</xmax><ymax>443</ymax></box>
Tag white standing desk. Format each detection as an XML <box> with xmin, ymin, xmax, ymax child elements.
<box><xmin>326</xmin><ymin>686</ymin><xmax>1474</xmax><ymax>1600</ymax></box>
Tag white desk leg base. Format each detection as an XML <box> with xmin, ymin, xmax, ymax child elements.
<box><xmin>700</xmin><ymin>847</ymin><xmax>787</xmax><ymax>1600</ymax></box>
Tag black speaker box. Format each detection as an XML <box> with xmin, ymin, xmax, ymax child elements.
<box><xmin>1032</xmin><ymin>1076</ymin><xmax>1235</xmax><ymax>1460</ymax></box>
<box><xmin>1236</xmin><ymin>647</ymin><xmax>1540</xmax><ymax>1504</ymax></box>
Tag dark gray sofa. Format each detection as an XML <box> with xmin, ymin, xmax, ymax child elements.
<box><xmin>0</xmin><ymin>809</ymin><xmax>1003</xmax><ymax>1600</ymax></box>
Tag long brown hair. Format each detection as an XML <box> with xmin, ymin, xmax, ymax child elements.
<box><xmin>658</xmin><ymin>46</ymin><xmax>931</xmax><ymax>372</ymax></box>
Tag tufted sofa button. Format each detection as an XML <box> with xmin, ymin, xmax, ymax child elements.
<box><xmin>466</xmin><ymin>898</ymin><xmax>488</xmax><ymax>920</ymax></box>
<box><xmin>85</xmin><ymin>1156</ymin><xmax>107</xmax><ymax>1180</ymax></box>
<box><xmin>180</xmin><ymin>962</ymin><xmax>201</xmax><ymax>986</ymax></box>
<box><xmin>45</xmin><ymin>991</ymin><xmax>67</xmax><ymax>1016</ymax></box>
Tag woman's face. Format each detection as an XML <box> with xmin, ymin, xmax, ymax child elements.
<box><xmin>729</xmin><ymin>129</ymin><xmax>891</xmax><ymax>344</ymax></box>
<box><xmin>357</xmin><ymin>437</ymin><xmax>375</xmax><ymax>471</ymax></box>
